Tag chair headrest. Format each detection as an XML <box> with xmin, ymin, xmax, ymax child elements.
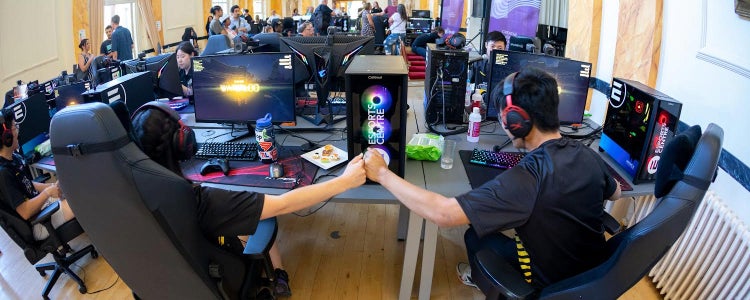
<box><xmin>50</xmin><ymin>102</ymin><xmax>130</xmax><ymax>157</ymax></box>
<box><xmin>654</xmin><ymin>125</ymin><xmax>702</xmax><ymax>198</ymax></box>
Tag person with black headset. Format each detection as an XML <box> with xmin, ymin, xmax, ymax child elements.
<box><xmin>0</xmin><ymin>109</ymin><xmax>75</xmax><ymax>241</ymax></box>
<box><xmin>362</xmin><ymin>67</ymin><xmax>622</xmax><ymax>289</ymax></box>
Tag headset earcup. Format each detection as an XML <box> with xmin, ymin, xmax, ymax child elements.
<box><xmin>173</xmin><ymin>121</ymin><xmax>197</xmax><ymax>161</ymax></box>
<box><xmin>504</xmin><ymin>107</ymin><xmax>532</xmax><ymax>138</ymax></box>
<box><xmin>1</xmin><ymin>125</ymin><xmax>13</xmax><ymax>148</ymax></box>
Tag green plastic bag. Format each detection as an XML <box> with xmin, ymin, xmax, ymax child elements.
<box><xmin>406</xmin><ymin>133</ymin><xmax>444</xmax><ymax>161</ymax></box>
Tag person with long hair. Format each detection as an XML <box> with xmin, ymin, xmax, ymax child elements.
<box><xmin>131</xmin><ymin>104</ymin><xmax>366</xmax><ymax>297</ymax></box>
<box><xmin>360</xmin><ymin>2</ymin><xmax>375</xmax><ymax>36</ymax></box>
<box><xmin>205</xmin><ymin>15</ymin><xmax>213</xmax><ymax>36</ymax></box>
<box><xmin>76</xmin><ymin>39</ymin><xmax>94</xmax><ymax>81</ymax></box>
<box><xmin>383</xmin><ymin>4</ymin><xmax>407</xmax><ymax>55</ymax></box>
<box><xmin>175</xmin><ymin>42</ymin><xmax>197</xmax><ymax>97</ymax></box>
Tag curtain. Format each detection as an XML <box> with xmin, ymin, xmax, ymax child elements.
<box><xmin>90</xmin><ymin>0</ymin><xmax>104</xmax><ymax>56</ymax></box>
<box><xmin>137</xmin><ymin>0</ymin><xmax>162</xmax><ymax>53</ymax></box>
<box><xmin>539</xmin><ymin>0</ymin><xmax>568</xmax><ymax>28</ymax></box>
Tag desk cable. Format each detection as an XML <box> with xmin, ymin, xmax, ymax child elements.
<box><xmin>71</xmin><ymin>262</ymin><xmax>121</xmax><ymax>294</ymax></box>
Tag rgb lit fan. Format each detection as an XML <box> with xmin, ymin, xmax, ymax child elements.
<box><xmin>361</xmin><ymin>119</ymin><xmax>392</xmax><ymax>143</ymax></box>
<box><xmin>360</xmin><ymin>85</ymin><xmax>393</xmax><ymax>111</ymax></box>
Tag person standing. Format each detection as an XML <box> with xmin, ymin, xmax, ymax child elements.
<box><xmin>312</xmin><ymin>0</ymin><xmax>334</xmax><ymax>35</ymax></box>
<box><xmin>359</xmin><ymin>2</ymin><xmax>375</xmax><ymax>37</ymax></box>
<box><xmin>76</xmin><ymin>39</ymin><xmax>94</xmax><ymax>81</ymax></box>
<box><xmin>110</xmin><ymin>15</ymin><xmax>134</xmax><ymax>61</ymax></box>
<box><xmin>209</xmin><ymin>6</ymin><xmax>225</xmax><ymax>36</ymax></box>
<box><xmin>383</xmin><ymin>4</ymin><xmax>407</xmax><ymax>55</ymax></box>
<box><xmin>100</xmin><ymin>25</ymin><xmax>113</xmax><ymax>56</ymax></box>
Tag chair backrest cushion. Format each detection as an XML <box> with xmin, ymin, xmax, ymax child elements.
<box><xmin>654</xmin><ymin>125</ymin><xmax>702</xmax><ymax>198</ymax></box>
<box><xmin>201</xmin><ymin>35</ymin><xmax>231</xmax><ymax>56</ymax></box>
<box><xmin>50</xmin><ymin>102</ymin><xmax>222</xmax><ymax>299</ymax></box>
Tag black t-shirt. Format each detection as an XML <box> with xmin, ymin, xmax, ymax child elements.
<box><xmin>193</xmin><ymin>185</ymin><xmax>264</xmax><ymax>238</ymax></box>
<box><xmin>0</xmin><ymin>153</ymin><xmax>38</xmax><ymax>218</ymax></box>
<box><xmin>100</xmin><ymin>39</ymin><xmax>112</xmax><ymax>55</ymax></box>
<box><xmin>412</xmin><ymin>32</ymin><xmax>440</xmax><ymax>49</ymax></box>
<box><xmin>179</xmin><ymin>66</ymin><xmax>193</xmax><ymax>92</ymax></box>
<box><xmin>456</xmin><ymin>138</ymin><xmax>617</xmax><ymax>286</ymax></box>
<box><xmin>313</xmin><ymin>4</ymin><xmax>333</xmax><ymax>29</ymax></box>
<box><xmin>471</xmin><ymin>59</ymin><xmax>489</xmax><ymax>84</ymax></box>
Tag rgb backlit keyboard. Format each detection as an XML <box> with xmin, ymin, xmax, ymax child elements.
<box><xmin>195</xmin><ymin>142</ymin><xmax>258</xmax><ymax>161</ymax></box>
<box><xmin>469</xmin><ymin>149</ymin><xmax>526</xmax><ymax>169</ymax></box>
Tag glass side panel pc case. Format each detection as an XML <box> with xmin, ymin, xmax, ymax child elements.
<box><xmin>192</xmin><ymin>53</ymin><xmax>296</xmax><ymax>125</ymax></box>
<box><xmin>486</xmin><ymin>49</ymin><xmax>592</xmax><ymax>125</ymax></box>
<box><xmin>600</xmin><ymin>78</ymin><xmax>682</xmax><ymax>184</ymax></box>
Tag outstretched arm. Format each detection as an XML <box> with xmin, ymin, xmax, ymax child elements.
<box><xmin>364</xmin><ymin>148</ymin><xmax>469</xmax><ymax>227</ymax></box>
<box><xmin>260</xmin><ymin>155</ymin><xmax>366</xmax><ymax>219</ymax></box>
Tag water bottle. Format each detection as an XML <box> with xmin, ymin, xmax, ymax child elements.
<box><xmin>467</xmin><ymin>107</ymin><xmax>481</xmax><ymax>143</ymax></box>
<box><xmin>255</xmin><ymin>113</ymin><xmax>278</xmax><ymax>163</ymax></box>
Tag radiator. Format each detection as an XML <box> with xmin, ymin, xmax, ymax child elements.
<box><xmin>627</xmin><ymin>192</ymin><xmax>750</xmax><ymax>299</ymax></box>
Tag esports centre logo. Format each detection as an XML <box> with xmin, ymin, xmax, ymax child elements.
<box><xmin>646</xmin><ymin>111</ymin><xmax>671</xmax><ymax>175</ymax></box>
<box><xmin>11</xmin><ymin>102</ymin><xmax>27</xmax><ymax>124</ymax></box>
<box><xmin>361</xmin><ymin>85</ymin><xmax>393</xmax><ymax>165</ymax></box>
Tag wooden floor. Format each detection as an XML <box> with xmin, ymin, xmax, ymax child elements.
<box><xmin>0</xmin><ymin>202</ymin><xmax>661</xmax><ymax>299</ymax></box>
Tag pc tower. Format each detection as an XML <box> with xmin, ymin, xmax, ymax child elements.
<box><xmin>346</xmin><ymin>56</ymin><xmax>408</xmax><ymax>179</ymax></box>
<box><xmin>82</xmin><ymin>71</ymin><xmax>155</xmax><ymax>113</ymax></box>
<box><xmin>600</xmin><ymin>78</ymin><xmax>682</xmax><ymax>184</ymax></box>
<box><xmin>424</xmin><ymin>46</ymin><xmax>468</xmax><ymax>125</ymax></box>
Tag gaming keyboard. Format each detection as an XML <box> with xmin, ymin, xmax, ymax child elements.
<box><xmin>469</xmin><ymin>148</ymin><xmax>526</xmax><ymax>169</ymax></box>
<box><xmin>195</xmin><ymin>142</ymin><xmax>259</xmax><ymax>161</ymax></box>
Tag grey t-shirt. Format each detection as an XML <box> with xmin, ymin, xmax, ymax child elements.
<box><xmin>210</xmin><ymin>19</ymin><xmax>224</xmax><ymax>36</ymax></box>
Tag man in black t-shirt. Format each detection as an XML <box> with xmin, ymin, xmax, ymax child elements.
<box><xmin>411</xmin><ymin>26</ymin><xmax>445</xmax><ymax>58</ymax></box>
<box><xmin>470</xmin><ymin>31</ymin><xmax>506</xmax><ymax>85</ymax></box>
<box><xmin>312</xmin><ymin>0</ymin><xmax>334</xmax><ymax>35</ymax></box>
<box><xmin>100</xmin><ymin>25</ymin><xmax>113</xmax><ymax>56</ymax></box>
<box><xmin>363</xmin><ymin>68</ymin><xmax>622</xmax><ymax>288</ymax></box>
<box><xmin>0</xmin><ymin>109</ymin><xmax>75</xmax><ymax>241</ymax></box>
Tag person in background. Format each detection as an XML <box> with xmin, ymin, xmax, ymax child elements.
<box><xmin>410</xmin><ymin>26</ymin><xmax>445</xmax><ymax>58</ymax></box>
<box><xmin>181</xmin><ymin>27</ymin><xmax>198</xmax><ymax>46</ymax></box>
<box><xmin>100</xmin><ymin>25</ymin><xmax>113</xmax><ymax>56</ymax></box>
<box><xmin>205</xmin><ymin>15</ymin><xmax>213</xmax><ymax>36</ymax></box>
<box><xmin>175</xmin><ymin>41</ymin><xmax>196</xmax><ymax>98</ymax></box>
<box><xmin>298</xmin><ymin>21</ymin><xmax>315</xmax><ymax>37</ymax></box>
<box><xmin>0</xmin><ymin>109</ymin><xmax>73</xmax><ymax>241</ymax></box>
<box><xmin>383</xmin><ymin>4</ymin><xmax>407</xmax><ymax>55</ymax></box>
<box><xmin>312</xmin><ymin>0</ymin><xmax>334</xmax><ymax>35</ymax></box>
<box><xmin>243</xmin><ymin>9</ymin><xmax>254</xmax><ymax>24</ymax></box>
<box><xmin>229</xmin><ymin>5</ymin><xmax>251</xmax><ymax>39</ymax></box>
<box><xmin>362</xmin><ymin>67</ymin><xmax>622</xmax><ymax>289</ymax></box>
<box><xmin>209</xmin><ymin>6</ymin><xmax>225</xmax><ymax>36</ymax></box>
<box><xmin>131</xmin><ymin>104</ymin><xmax>366</xmax><ymax>298</ymax></box>
<box><xmin>305</xmin><ymin>7</ymin><xmax>314</xmax><ymax>16</ymax></box>
<box><xmin>292</xmin><ymin>8</ymin><xmax>300</xmax><ymax>16</ymax></box>
<box><xmin>110</xmin><ymin>15</ymin><xmax>134</xmax><ymax>61</ymax></box>
<box><xmin>471</xmin><ymin>31</ymin><xmax>507</xmax><ymax>85</ymax></box>
<box><xmin>263</xmin><ymin>25</ymin><xmax>274</xmax><ymax>33</ymax></box>
<box><xmin>76</xmin><ymin>39</ymin><xmax>94</xmax><ymax>81</ymax></box>
<box><xmin>359</xmin><ymin>2</ymin><xmax>375</xmax><ymax>37</ymax></box>
<box><xmin>371</xmin><ymin>1</ymin><xmax>383</xmax><ymax>14</ymax></box>
<box><xmin>266</xmin><ymin>10</ymin><xmax>281</xmax><ymax>26</ymax></box>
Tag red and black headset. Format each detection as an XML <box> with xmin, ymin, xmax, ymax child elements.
<box><xmin>500</xmin><ymin>72</ymin><xmax>532</xmax><ymax>139</ymax></box>
<box><xmin>0</xmin><ymin>108</ymin><xmax>14</xmax><ymax>148</ymax></box>
<box><xmin>131</xmin><ymin>101</ymin><xmax>197</xmax><ymax>161</ymax></box>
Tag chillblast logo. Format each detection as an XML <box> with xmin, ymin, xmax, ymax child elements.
<box><xmin>647</xmin><ymin>112</ymin><xmax>670</xmax><ymax>175</ymax></box>
<box><xmin>368</xmin><ymin>76</ymin><xmax>382</xmax><ymax>80</ymax></box>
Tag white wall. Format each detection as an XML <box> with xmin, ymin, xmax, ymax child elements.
<box><xmin>593</xmin><ymin>0</ymin><xmax>750</xmax><ymax>225</ymax></box>
<box><xmin>161</xmin><ymin>0</ymin><xmax>205</xmax><ymax>47</ymax></box>
<box><xmin>0</xmin><ymin>0</ymin><xmax>75</xmax><ymax>93</ymax></box>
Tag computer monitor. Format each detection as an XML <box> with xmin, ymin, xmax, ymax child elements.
<box><xmin>279</xmin><ymin>35</ymin><xmax>374</xmax><ymax>124</ymax></box>
<box><xmin>409</xmin><ymin>18</ymin><xmax>433</xmax><ymax>33</ymax></box>
<box><xmin>7</xmin><ymin>93</ymin><xmax>51</xmax><ymax>156</ymax></box>
<box><xmin>55</xmin><ymin>81</ymin><xmax>91</xmax><ymax>111</ymax></box>
<box><xmin>508</xmin><ymin>35</ymin><xmax>537</xmax><ymax>53</ymax></box>
<box><xmin>486</xmin><ymin>49</ymin><xmax>592</xmax><ymax>125</ymax></box>
<box><xmin>41</xmin><ymin>79</ymin><xmax>58</xmax><ymax>101</ymax></box>
<box><xmin>121</xmin><ymin>53</ymin><xmax>182</xmax><ymax>98</ymax></box>
<box><xmin>411</xmin><ymin>10</ymin><xmax>431</xmax><ymax>18</ymax></box>
<box><xmin>192</xmin><ymin>53</ymin><xmax>297</xmax><ymax>125</ymax></box>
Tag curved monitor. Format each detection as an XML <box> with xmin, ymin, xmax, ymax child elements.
<box><xmin>120</xmin><ymin>53</ymin><xmax>182</xmax><ymax>98</ymax></box>
<box><xmin>192</xmin><ymin>53</ymin><xmax>296</xmax><ymax>124</ymax></box>
<box><xmin>279</xmin><ymin>35</ymin><xmax>374</xmax><ymax>85</ymax></box>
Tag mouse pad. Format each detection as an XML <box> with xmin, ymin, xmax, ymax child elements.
<box><xmin>459</xmin><ymin>150</ymin><xmax>506</xmax><ymax>189</ymax></box>
<box><xmin>182</xmin><ymin>146</ymin><xmax>318</xmax><ymax>189</ymax></box>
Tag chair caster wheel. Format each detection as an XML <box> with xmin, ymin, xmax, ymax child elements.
<box><xmin>91</xmin><ymin>250</ymin><xmax>98</xmax><ymax>259</ymax></box>
<box><xmin>79</xmin><ymin>286</ymin><xmax>87</xmax><ymax>294</ymax></box>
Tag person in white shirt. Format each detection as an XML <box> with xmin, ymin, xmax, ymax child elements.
<box><xmin>229</xmin><ymin>5</ymin><xmax>251</xmax><ymax>38</ymax></box>
<box><xmin>383</xmin><ymin>4</ymin><xmax>407</xmax><ymax>55</ymax></box>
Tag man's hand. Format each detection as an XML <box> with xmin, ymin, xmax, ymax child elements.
<box><xmin>340</xmin><ymin>155</ymin><xmax>366</xmax><ymax>188</ymax></box>
<box><xmin>44</xmin><ymin>183</ymin><xmax>61</xmax><ymax>199</ymax></box>
<box><xmin>363</xmin><ymin>148</ymin><xmax>389</xmax><ymax>182</ymax></box>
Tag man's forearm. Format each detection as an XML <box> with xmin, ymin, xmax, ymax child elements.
<box><xmin>261</xmin><ymin>176</ymin><xmax>354</xmax><ymax>218</ymax></box>
<box><xmin>378</xmin><ymin>169</ymin><xmax>459</xmax><ymax>226</ymax></box>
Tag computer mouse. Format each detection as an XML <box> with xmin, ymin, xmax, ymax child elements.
<box><xmin>269</xmin><ymin>162</ymin><xmax>284</xmax><ymax>178</ymax></box>
<box><xmin>200</xmin><ymin>158</ymin><xmax>230</xmax><ymax>176</ymax></box>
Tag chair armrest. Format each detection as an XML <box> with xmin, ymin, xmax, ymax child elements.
<box><xmin>30</xmin><ymin>201</ymin><xmax>59</xmax><ymax>226</ymax></box>
<box><xmin>473</xmin><ymin>248</ymin><xmax>537</xmax><ymax>300</ymax></box>
<box><xmin>603</xmin><ymin>212</ymin><xmax>623</xmax><ymax>235</ymax></box>
<box><xmin>243</xmin><ymin>217</ymin><xmax>278</xmax><ymax>256</ymax></box>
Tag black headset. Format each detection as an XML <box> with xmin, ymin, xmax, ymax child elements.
<box><xmin>0</xmin><ymin>108</ymin><xmax>14</xmax><ymax>148</ymax></box>
<box><xmin>501</xmin><ymin>72</ymin><xmax>532</xmax><ymax>138</ymax></box>
<box><xmin>131</xmin><ymin>101</ymin><xmax>197</xmax><ymax>161</ymax></box>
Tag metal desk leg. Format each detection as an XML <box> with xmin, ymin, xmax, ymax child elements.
<box><xmin>399</xmin><ymin>210</ymin><xmax>424</xmax><ymax>300</ymax></box>
<box><xmin>418</xmin><ymin>220</ymin><xmax>438</xmax><ymax>300</ymax></box>
<box><xmin>397</xmin><ymin>204</ymin><xmax>410</xmax><ymax>240</ymax></box>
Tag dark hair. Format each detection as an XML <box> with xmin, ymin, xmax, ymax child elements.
<box><xmin>105</xmin><ymin>25</ymin><xmax>112</xmax><ymax>30</ymax></box>
<box><xmin>434</xmin><ymin>26</ymin><xmax>445</xmax><ymax>34</ymax></box>
<box><xmin>131</xmin><ymin>108</ymin><xmax>184</xmax><ymax>176</ymax></box>
<box><xmin>111</xmin><ymin>15</ymin><xmax>120</xmax><ymax>24</ymax></box>
<box><xmin>397</xmin><ymin>4</ymin><xmax>407</xmax><ymax>21</ymax></box>
<box><xmin>493</xmin><ymin>67</ymin><xmax>560</xmax><ymax>132</ymax></box>
<box><xmin>78</xmin><ymin>38</ymin><xmax>89</xmax><ymax>50</ymax></box>
<box><xmin>485</xmin><ymin>31</ymin><xmax>506</xmax><ymax>46</ymax></box>
<box><xmin>182</xmin><ymin>27</ymin><xmax>197</xmax><ymax>42</ymax></box>
<box><xmin>210</xmin><ymin>5</ymin><xmax>222</xmax><ymax>15</ymax></box>
<box><xmin>177</xmin><ymin>41</ymin><xmax>197</xmax><ymax>56</ymax></box>
<box><xmin>298</xmin><ymin>21</ymin><xmax>312</xmax><ymax>33</ymax></box>
<box><xmin>231</xmin><ymin>4</ymin><xmax>240</xmax><ymax>13</ymax></box>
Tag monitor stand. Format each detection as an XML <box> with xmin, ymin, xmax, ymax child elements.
<box><xmin>226</xmin><ymin>122</ymin><xmax>255</xmax><ymax>143</ymax></box>
<box><xmin>299</xmin><ymin>104</ymin><xmax>346</xmax><ymax>126</ymax></box>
